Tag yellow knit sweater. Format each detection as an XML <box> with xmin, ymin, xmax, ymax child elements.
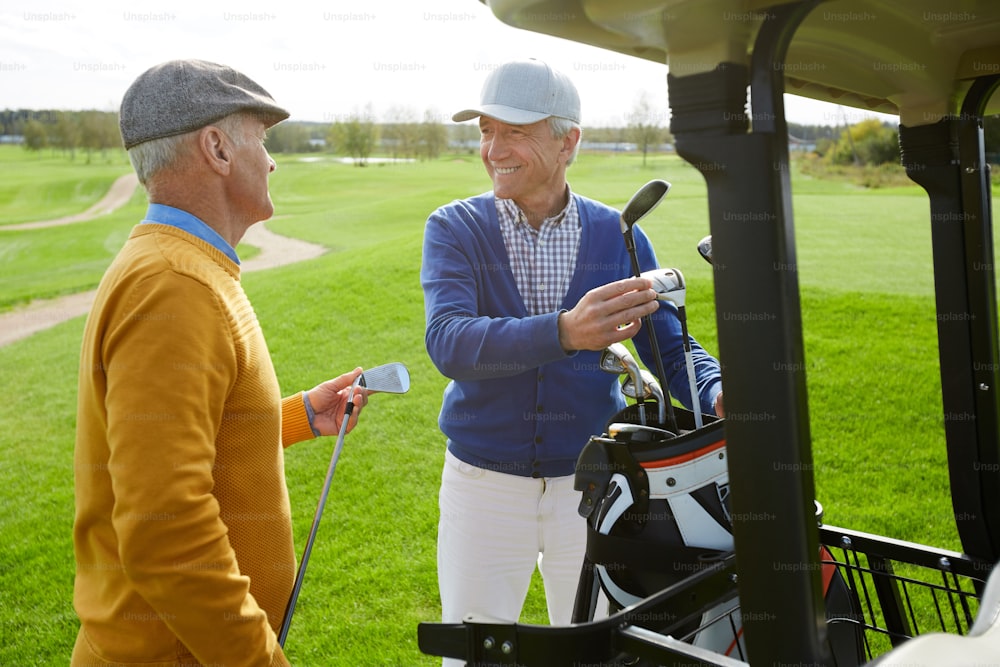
<box><xmin>73</xmin><ymin>224</ymin><xmax>316</xmax><ymax>666</ymax></box>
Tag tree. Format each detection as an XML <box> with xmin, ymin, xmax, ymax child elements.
<box><xmin>78</xmin><ymin>110</ymin><xmax>119</xmax><ymax>163</ymax></box>
<box><xmin>382</xmin><ymin>105</ymin><xmax>419</xmax><ymax>159</ymax></box>
<box><xmin>625</xmin><ymin>91</ymin><xmax>666</xmax><ymax>167</ymax></box>
<box><xmin>51</xmin><ymin>111</ymin><xmax>81</xmax><ymax>160</ymax></box>
<box><xmin>342</xmin><ymin>104</ymin><xmax>378</xmax><ymax>166</ymax></box>
<box><xmin>829</xmin><ymin>119</ymin><xmax>899</xmax><ymax>166</ymax></box>
<box><xmin>449</xmin><ymin>123</ymin><xmax>479</xmax><ymax>154</ymax></box>
<box><xmin>418</xmin><ymin>108</ymin><xmax>447</xmax><ymax>161</ymax></box>
<box><xmin>265</xmin><ymin>122</ymin><xmax>313</xmax><ymax>153</ymax></box>
<box><xmin>22</xmin><ymin>119</ymin><xmax>48</xmax><ymax>151</ymax></box>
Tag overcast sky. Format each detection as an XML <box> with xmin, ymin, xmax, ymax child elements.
<box><xmin>1</xmin><ymin>0</ymin><xmax>895</xmax><ymax>128</ymax></box>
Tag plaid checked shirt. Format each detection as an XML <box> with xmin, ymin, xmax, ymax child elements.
<box><xmin>496</xmin><ymin>190</ymin><xmax>582</xmax><ymax>316</ymax></box>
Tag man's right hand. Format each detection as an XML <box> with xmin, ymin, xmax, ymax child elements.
<box><xmin>557</xmin><ymin>277</ymin><xmax>659</xmax><ymax>352</ymax></box>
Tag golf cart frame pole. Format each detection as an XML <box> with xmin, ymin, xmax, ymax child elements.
<box><xmin>899</xmin><ymin>75</ymin><xmax>1000</xmax><ymax>563</ymax></box>
<box><xmin>668</xmin><ymin>1</ymin><xmax>830</xmax><ymax>664</ymax></box>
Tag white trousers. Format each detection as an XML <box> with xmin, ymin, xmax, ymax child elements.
<box><xmin>438</xmin><ymin>450</ymin><xmax>587</xmax><ymax>667</ymax></box>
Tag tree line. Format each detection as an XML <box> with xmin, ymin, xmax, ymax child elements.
<box><xmin>3</xmin><ymin>107</ymin><xmax>997</xmax><ymax>167</ymax></box>
<box><xmin>3</xmin><ymin>109</ymin><xmax>120</xmax><ymax>162</ymax></box>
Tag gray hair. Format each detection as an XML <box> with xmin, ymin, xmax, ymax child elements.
<box><xmin>548</xmin><ymin>116</ymin><xmax>582</xmax><ymax>166</ymax></box>
<box><xmin>127</xmin><ymin>113</ymin><xmax>250</xmax><ymax>186</ymax></box>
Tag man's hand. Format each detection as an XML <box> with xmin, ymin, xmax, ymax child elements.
<box><xmin>558</xmin><ymin>277</ymin><xmax>659</xmax><ymax>352</ymax></box>
<box><xmin>304</xmin><ymin>367</ymin><xmax>368</xmax><ymax>436</ymax></box>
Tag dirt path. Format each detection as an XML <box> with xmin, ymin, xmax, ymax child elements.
<box><xmin>3</xmin><ymin>173</ymin><xmax>140</xmax><ymax>230</ymax></box>
<box><xmin>0</xmin><ymin>177</ymin><xmax>327</xmax><ymax>348</ymax></box>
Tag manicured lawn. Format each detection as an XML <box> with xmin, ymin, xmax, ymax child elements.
<box><xmin>0</xmin><ymin>146</ymin><xmax>997</xmax><ymax>664</ymax></box>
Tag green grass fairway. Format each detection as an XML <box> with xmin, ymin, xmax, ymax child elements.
<box><xmin>0</xmin><ymin>145</ymin><xmax>998</xmax><ymax>664</ymax></box>
<box><xmin>0</xmin><ymin>147</ymin><xmax>132</xmax><ymax>226</ymax></box>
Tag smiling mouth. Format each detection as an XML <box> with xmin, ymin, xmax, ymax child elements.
<box><xmin>494</xmin><ymin>166</ymin><xmax>520</xmax><ymax>175</ymax></box>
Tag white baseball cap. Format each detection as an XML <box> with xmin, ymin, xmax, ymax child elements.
<box><xmin>452</xmin><ymin>59</ymin><xmax>581</xmax><ymax>125</ymax></box>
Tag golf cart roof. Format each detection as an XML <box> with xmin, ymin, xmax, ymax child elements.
<box><xmin>481</xmin><ymin>0</ymin><xmax>1000</xmax><ymax>126</ymax></box>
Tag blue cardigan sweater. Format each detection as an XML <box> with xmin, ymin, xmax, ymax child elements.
<box><xmin>421</xmin><ymin>192</ymin><xmax>722</xmax><ymax>477</ymax></box>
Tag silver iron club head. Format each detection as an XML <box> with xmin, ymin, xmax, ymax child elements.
<box><xmin>360</xmin><ymin>362</ymin><xmax>410</xmax><ymax>394</ymax></box>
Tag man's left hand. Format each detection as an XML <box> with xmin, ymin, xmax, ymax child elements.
<box><xmin>305</xmin><ymin>367</ymin><xmax>368</xmax><ymax>436</ymax></box>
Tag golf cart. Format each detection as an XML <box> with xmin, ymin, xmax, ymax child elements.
<box><xmin>418</xmin><ymin>0</ymin><xmax>1000</xmax><ymax>664</ymax></box>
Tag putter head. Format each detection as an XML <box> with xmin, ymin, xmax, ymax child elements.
<box><xmin>698</xmin><ymin>235</ymin><xmax>713</xmax><ymax>265</ymax></box>
<box><xmin>360</xmin><ymin>362</ymin><xmax>410</xmax><ymax>394</ymax></box>
<box><xmin>620</xmin><ymin>179</ymin><xmax>671</xmax><ymax>232</ymax></box>
<box><xmin>642</xmin><ymin>267</ymin><xmax>686</xmax><ymax>307</ymax></box>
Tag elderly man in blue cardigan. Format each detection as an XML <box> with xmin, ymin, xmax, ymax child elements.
<box><xmin>420</xmin><ymin>59</ymin><xmax>724</xmax><ymax>662</ymax></box>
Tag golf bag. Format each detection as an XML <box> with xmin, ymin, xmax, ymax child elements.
<box><xmin>573</xmin><ymin>405</ymin><xmax>865</xmax><ymax>665</ymax></box>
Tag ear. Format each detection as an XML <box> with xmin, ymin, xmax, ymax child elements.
<box><xmin>197</xmin><ymin>125</ymin><xmax>232</xmax><ymax>176</ymax></box>
<box><xmin>561</xmin><ymin>127</ymin><xmax>581</xmax><ymax>159</ymax></box>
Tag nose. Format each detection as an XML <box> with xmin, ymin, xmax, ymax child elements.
<box><xmin>485</xmin><ymin>134</ymin><xmax>508</xmax><ymax>162</ymax></box>
<box><xmin>268</xmin><ymin>155</ymin><xmax>277</xmax><ymax>173</ymax></box>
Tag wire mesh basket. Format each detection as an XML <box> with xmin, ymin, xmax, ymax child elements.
<box><xmin>817</xmin><ymin>525</ymin><xmax>991</xmax><ymax>663</ymax></box>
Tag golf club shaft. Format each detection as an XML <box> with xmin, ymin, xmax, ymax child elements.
<box><xmin>677</xmin><ymin>308</ymin><xmax>704</xmax><ymax>429</ymax></box>
<box><xmin>626</xmin><ymin>234</ymin><xmax>677</xmax><ymax>431</ymax></box>
<box><xmin>623</xmin><ymin>231</ymin><xmax>650</xmax><ymax>424</ymax></box>
<box><xmin>619</xmin><ymin>180</ymin><xmax>677</xmax><ymax>431</ymax></box>
<box><xmin>643</xmin><ymin>316</ymin><xmax>677</xmax><ymax>431</ymax></box>
<box><xmin>278</xmin><ymin>380</ymin><xmax>359</xmax><ymax>646</ymax></box>
<box><xmin>623</xmin><ymin>229</ymin><xmax>643</xmax><ymax>278</ymax></box>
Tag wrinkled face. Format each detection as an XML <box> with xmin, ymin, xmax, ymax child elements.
<box><xmin>479</xmin><ymin>116</ymin><xmax>572</xmax><ymax>208</ymax></box>
<box><xmin>222</xmin><ymin>116</ymin><xmax>277</xmax><ymax>224</ymax></box>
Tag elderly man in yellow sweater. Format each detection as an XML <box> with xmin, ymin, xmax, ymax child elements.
<box><xmin>72</xmin><ymin>60</ymin><xmax>365</xmax><ymax>666</ymax></box>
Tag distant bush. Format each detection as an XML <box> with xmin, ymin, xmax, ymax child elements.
<box><xmin>828</xmin><ymin>119</ymin><xmax>900</xmax><ymax>167</ymax></box>
<box><xmin>796</xmin><ymin>152</ymin><xmax>912</xmax><ymax>189</ymax></box>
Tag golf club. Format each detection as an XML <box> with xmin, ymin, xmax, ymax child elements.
<box><xmin>278</xmin><ymin>362</ymin><xmax>410</xmax><ymax>646</ymax></box>
<box><xmin>621</xmin><ymin>371</ymin><xmax>652</xmax><ymax>400</ymax></box>
<box><xmin>619</xmin><ymin>180</ymin><xmax>678</xmax><ymax>433</ymax></box>
<box><xmin>698</xmin><ymin>235</ymin><xmax>713</xmax><ymax>265</ymax></box>
<box><xmin>607</xmin><ymin>422</ymin><xmax>675</xmax><ymax>443</ymax></box>
<box><xmin>600</xmin><ymin>343</ymin><xmax>647</xmax><ymax>425</ymax></box>
<box><xmin>641</xmin><ymin>268</ymin><xmax>704</xmax><ymax>429</ymax></box>
<box><xmin>622</xmin><ymin>368</ymin><xmax>666</xmax><ymax>427</ymax></box>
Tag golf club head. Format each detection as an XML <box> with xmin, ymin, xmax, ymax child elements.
<box><xmin>642</xmin><ymin>267</ymin><xmax>686</xmax><ymax>308</ymax></box>
<box><xmin>600</xmin><ymin>343</ymin><xmax>634</xmax><ymax>375</ymax></box>
<box><xmin>698</xmin><ymin>235</ymin><xmax>713</xmax><ymax>265</ymax></box>
<box><xmin>621</xmin><ymin>374</ymin><xmax>653</xmax><ymax>401</ymax></box>
<box><xmin>360</xmin><ymin>362</ymin><xmax>410</xmax><ymax>394</ymax></box>
<box><xmin>639</xmin><ymin>369</ymin><xmax>664</xmax><ymax>401</ymax></box>
<box><xmin>620</xmin><ymin>179</ymin><xmax>671</xmax><ymax>232</ymax></box>
<box><xmin>607</xmin><ymin>422</ymin><xmax>676</xmax><ymax>442</ymax></box>
<box><xmin>640</xmin><ymin>369</ymin><xmax>667</xmax><ymax>426</ymax></box>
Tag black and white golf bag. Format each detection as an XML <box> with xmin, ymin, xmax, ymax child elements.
<box><xmin>573</xmin><ymin>405</ymin><xmax>865</xmax><ymax>665</ymax></box>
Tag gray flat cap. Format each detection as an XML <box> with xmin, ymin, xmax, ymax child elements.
<box><xmin>120</xmin><ymin>59</ymin><xmax>290</xmax><ymax>149</ymax></box>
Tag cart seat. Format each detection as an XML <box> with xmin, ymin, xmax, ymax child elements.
<box><xmin>871</xmin><ymin>563</ymin><xmax>1000</xmax><ymax>666</ymax></box>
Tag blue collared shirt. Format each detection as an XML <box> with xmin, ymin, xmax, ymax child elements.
<box><xmin>141</xmin><ymin>203</ymin><xmax>240</xmax><ymax>265</ymax></box>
